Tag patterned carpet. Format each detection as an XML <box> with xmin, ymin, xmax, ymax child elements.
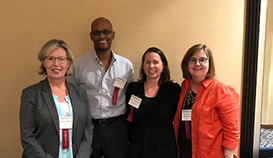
<box><xmin>260</xmin><ymin>129</ymin><xmax>273</xmax><ymax>147</ymax></box>
<box><xmin>260</xmin><ymin>129</ymin><xmax>273</xmax><ymax>158</ymax></box>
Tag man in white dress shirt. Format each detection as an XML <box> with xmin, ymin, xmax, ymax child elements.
<box><xmin>67</xmin><ymin>17</ymin><xmax>134</xmax><ymax>158</ymax></box>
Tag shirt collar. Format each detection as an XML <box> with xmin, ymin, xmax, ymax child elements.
<box><xmin>201</xmin><ymin>78</ymin><xmax>215</xmax><ymax>88</ymax></box>
<box><xmin>92</xmin><ymin>50</ymin><xmax>117</xmax><ymax>64</ymax></box>
<box><xmin>186</xmin><ymin>77</ymin><xmax>215</xmax><ymax>88</ymax></box>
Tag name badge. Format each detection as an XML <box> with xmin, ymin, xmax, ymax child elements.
<box><xmin>128</xmin><ymin>95</ymin><xmax>142</xmax><ymax>109</ymax></box>
<box><xmin>59</xmin><ymin>116</ymin><xmax>73</xmax><ymax>129</ymax></box>
<box><xmin>113</xmin><ymin>77</ymin><xmax>127</xmax><ymax>89</ymax></box>
<box><xmin>181</xmin><ymin>109</ymin><xmax>192</xmax><ymax>121</ymax></box>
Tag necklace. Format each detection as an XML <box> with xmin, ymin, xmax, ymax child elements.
<box><xmin>186</xmin><ymin>89</ymin><xmax>196</xmax><ymax>106</ymax></box>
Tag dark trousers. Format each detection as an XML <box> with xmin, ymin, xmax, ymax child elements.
<box><xmin>91</xmin><ymin>116</ymin><xmax>128</xmax><ymax>158</ymax></box>
<box><xmin>129</xmin><ymin>141</ymin><xmax>177</xmax><ymax>158</ymax></box>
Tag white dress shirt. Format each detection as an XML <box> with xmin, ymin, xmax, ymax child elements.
<box><xmin>67</xmin><ymin>50</ymin><xmax>134</xmax><ymax>119</ymax></box>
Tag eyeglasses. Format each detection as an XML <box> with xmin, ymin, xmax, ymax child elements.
<box><xmin>43</xmin><ymin>56</ymin><xmax>68</xmax><ymax>63</ymax></box>
<box><xmin>188</xmin><ymin>57</ymin><xmax>209</xmax><ymax>64</ymax></box>
<box><xmin>91</xmin><ymin>29</ymin><xmax>112</xmax><ymax>36</ymax></box>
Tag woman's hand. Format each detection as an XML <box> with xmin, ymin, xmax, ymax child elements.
<box><xmin>224</xmin><ymin>147</ymin><xmax>234</xmax><ymax>158</ymax></box>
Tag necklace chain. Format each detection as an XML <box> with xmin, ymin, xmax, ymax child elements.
<box><xmin>187</xmin><ymin>89</ymin><xmax>196</xmax><ymax>105</ymax></box>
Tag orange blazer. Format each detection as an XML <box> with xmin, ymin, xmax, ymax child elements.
<box><xmin>173</xmin><ymin>78</ymin><xmax>240</xmax><ymax>158</ymax></box>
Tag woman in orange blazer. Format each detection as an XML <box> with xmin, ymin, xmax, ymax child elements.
<box><xmin>173</xmin><ymin>44</ymin><xmax>240</xmax><ymax>158</ymax></box>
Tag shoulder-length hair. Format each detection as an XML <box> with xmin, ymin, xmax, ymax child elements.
<box><xmin>37</xmin><ymin>39</ymin><xmax>74</xmax><ymax>76</ymax></box>
<box><xmin>138</xmin><ymin>47</ymin><xmax>171</xmax><ymax>85</ymax></box>
<box><xmin>181</xmin><ymin>44</ymin><xmax>215</xmax><ymax>79</ymax></box>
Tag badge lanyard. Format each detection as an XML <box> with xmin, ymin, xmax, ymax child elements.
<box><xmin>112</xmin><ymin>87</ymin><xmax>119</xmax><ymax>105</ymax></box>
<box><xmin>182</xmin><ymin>86</ymin><xmax>191</xmax><ymax>139</ymax></box>
<box><xmin>127</xmin><ymin>106</ymin><xmax>134</xmax><ymax>122</ymax></box>
<box><xmin>127</xmin><ymin>94</ymin><xmax>142</xmax><ymax>122</ymax></box>
<box><xmin>112</xmin><ymin>78</ymin><xmax>127</xmax><ymax>105</ymax></box>
<box><xmin>62</xmin><ymin>102</ymin><xmax>70</xmax><ymax>150</ymax></box>
<box><xmin>54</xmin><ymin>95</ymin><xmax>73</xmax><ymax>149</ymax></box>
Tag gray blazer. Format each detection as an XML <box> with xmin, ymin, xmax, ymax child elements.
<box><xmin>20</xmin><ymin>78</ymin><xmax>93</xmax><ymax>158</ymax></box>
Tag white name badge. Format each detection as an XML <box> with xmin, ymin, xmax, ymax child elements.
<box><xmin>181</xmin><ymin>109</ymin><xmax>192</xmax><ymax>121</ymax></box>
<box><xmin>113</xmin><ymin>78</ymin><xmax>127</xmax><ymax>89</ymax></box>
<box><xmin>59</xmin><ymin>116</ymin><xmax>73</xmax><ymax>129</ymax></box>
<box><xmin>128</xmin><ymin>95</ymin><xmax>142</xmax><ymax>109</ymax></box>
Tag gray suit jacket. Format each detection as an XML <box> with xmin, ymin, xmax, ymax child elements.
<box><xmin>20</xmin><ymin>78</ymin><xmax>93</xmax><ymax>158</ymax></box>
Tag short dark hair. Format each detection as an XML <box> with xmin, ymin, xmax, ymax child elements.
<box><xmin>138</xmin><ymin>47</ymin><xmax>171</xmax><ymax>85</ymax></box>
<box><xmin>181</xmin><ymin>44</ymin><xmax>215</xmax><ymax>79</ymax></box>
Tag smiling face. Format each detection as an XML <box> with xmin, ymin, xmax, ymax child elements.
<box><xmin>188</xmin><ymin>50</ymin><xmax>209</xmax><ymax>82</ymax></box>
<box><xmin>90</xmin><ymin>18</ymin><xmax>115</xmax><ymax>53</ymax></box>
<box><xmin>143</xmin><ymin>52</ymin><xmax>164</xmax><ymax>81</ymax></box>
<box><xmin>42</xmin><ymin>47</ymin><xmax>70</xmax><ymax>81</ymax></box>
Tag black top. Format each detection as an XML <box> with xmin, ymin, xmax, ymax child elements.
<box><xmin>178</xmin><ymin>91</ymin><xmax>196</xmax><ymax>158</ymax></box>
<box><xmin>126</xmin><ymin>81</ymin><xmax>181</xmax><ymax>146</ymax></box>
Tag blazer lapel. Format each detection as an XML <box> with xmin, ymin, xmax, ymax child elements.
<box><xmin>139</xmin><ymin>83</ymin><xmax>150</xmax><ymax>114</ymax></box>
<box><xmin>42</xmin><ymin>78</ymin><xmax>59</xmax><ymax>133</ymax></box>
<box><xmin>66</xmin><ymin>82</ymin><xmax>78</xmax><ymax>137</ymax></box>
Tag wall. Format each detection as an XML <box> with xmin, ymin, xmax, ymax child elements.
<box><xmin>253</xmin><ymin>0</ymin><xmax>268</xmax><ymax>155</ymax></box>
<box><xmin>0</xmin><ymin>0</ymin><xmax>244</xmax><ymax>157</ymax></box>
<box><xmin>262</xmin><ymin>0</ymin><xmax>273</xmax><ymax>124</ymax></box>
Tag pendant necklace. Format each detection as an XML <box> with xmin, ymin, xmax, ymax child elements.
<box><xmin>187</xmin><ymin>87</ymin><xmax>196</xmax><ymax>106</ymax></box>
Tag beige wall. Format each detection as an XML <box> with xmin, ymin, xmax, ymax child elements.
<box><xmin>0</xmin><ymin>0</ymin><xmax>244</xmax><ymax>157</ymax></box>
<box><xmin>262</xmin><ymin>0</ymin><xmax>273</xmax><ymax>124</ymax></box>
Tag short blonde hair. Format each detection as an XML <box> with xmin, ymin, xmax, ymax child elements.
<box><xmin>37</xmin><ymin>39</ymin><xmax>74</xmax><ymax>76</ymax></box>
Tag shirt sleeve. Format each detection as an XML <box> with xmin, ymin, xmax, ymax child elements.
<box><xmin>20</xmin><ymin>89</ymin><xmax>54</xmax><ymax>158</ymax></box>
<box><xmin>216</xmin><ymin>84</ymin><xmax>240</xmax><ymax>149</ymax></box>
<box><xmin>66</xmin><ymin>63</ymin><xmax>79</xmax><ymax>85</ymax></box>
<box><xmin>128</xmin><ymin>62</ymin><xmax>134</xmax><ymax>83</ymax></box>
